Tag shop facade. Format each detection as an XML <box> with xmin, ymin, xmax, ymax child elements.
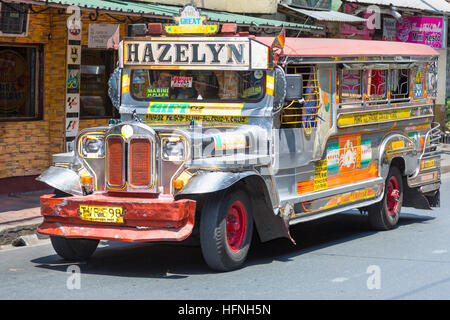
<box><xmin>0</xmin><ymin>3</ymin><xmax>133</xmax><ymax>193</ymax></box>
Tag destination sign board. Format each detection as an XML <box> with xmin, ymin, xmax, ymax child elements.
<box><xmin>119</xmin><ymin>37</ymin><xmax>269</xmax><ymax>70</ymax></box>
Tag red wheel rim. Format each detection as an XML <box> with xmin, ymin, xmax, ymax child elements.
<box><xmin>386</xmin><ymin>175</ymin><xmax>400</xmax><ymax>216</ymax></box>
<box><xmin>226</xmin><ymin>200</ymin><xmax>247</xmax><ymax>252</ymax></box>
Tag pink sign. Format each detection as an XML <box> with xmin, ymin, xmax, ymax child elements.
<box><xmin>396</xmin><ymin>17</ymin><xmax>444</xmax><ymax>49</ymax></box>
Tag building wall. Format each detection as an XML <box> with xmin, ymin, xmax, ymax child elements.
<box><xmin>0</xmin><ymin>6</ymin><xmax>127</xmax><ymax>183</ymax></box>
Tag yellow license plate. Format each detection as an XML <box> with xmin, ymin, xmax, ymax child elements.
<box><xmin>80</xmin><ymin>205</ymin><xmax>123</xmax><ymax>223</ymax></box>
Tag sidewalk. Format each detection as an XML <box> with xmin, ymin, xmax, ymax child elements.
<box><xmin>0</xmin><ymin>189</ymin><xmax>51</xmax><ymax>246</ymax></box>
<box><xmin>1</xmin><ymin>146</ymin><xmax>450</xmax><ymax>247</ymax></box>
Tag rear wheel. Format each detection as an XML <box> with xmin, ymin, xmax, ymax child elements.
<box><xmin>50</xmin><ymin>236</ymin><xmax>99</xmax><ymax>261</ymax></box>
<box><xmin>200</xmin><ymin>189</ymin><xmax>253</xmax><ymax>271</ymax></box>
<box><xmin>368</xmin><ymin>166</ymin><xmax>403</xmax><ymax>230</ymax></box>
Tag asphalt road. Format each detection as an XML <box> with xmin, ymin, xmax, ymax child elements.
<box><xmin>1</xmin><ymin>175</ymin><xmax>450</xmax><ymax>300</ymax></box>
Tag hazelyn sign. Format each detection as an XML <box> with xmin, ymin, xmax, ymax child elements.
<box><xmin>119</xmin><ymin>38</ymin><xmax>270</xmax><ymax>70</ymax></box>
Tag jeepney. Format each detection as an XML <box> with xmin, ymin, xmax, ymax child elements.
<box><xmin>37</xmin><ymin>6</ymin><xmax>441</xmax><ymax>271</ymax></box>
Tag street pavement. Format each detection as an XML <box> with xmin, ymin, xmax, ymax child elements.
<box><xmin>1</xmin><ymin>143</ymin><xmax>450</xmax><ymax>248</ymax></box>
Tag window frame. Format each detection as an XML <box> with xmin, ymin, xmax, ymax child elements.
<box><xmin>0</xmin><ymin>2</ymin><xmax>29</xmax><ymax>37</ymax></box>
<box><xmin>0</xmin><ymin>43</ymin><xmax>43</xmax><ymax>122</ymax></box>
<box><xmin>128</xmin><ymin>69</ymin><xmax>266</xmax><ymax>104</ymax></box>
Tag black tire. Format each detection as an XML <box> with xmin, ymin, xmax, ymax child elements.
<box><xmin>200</xmin><ymin>189</ymin><xmax>253</xmax><ymax>272</ymax></box>
<box><xmin>50</xmin><ymin>236</ymin><xmax>99</xmax><ymax>261</ymax></box>
<box><xmin>368</xmin><ymin>166</ymin><xmax>403</xmax><ymax>230</ymax></box>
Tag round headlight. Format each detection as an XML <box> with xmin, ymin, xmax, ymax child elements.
<box><xmin>162</xmin><ymin>137</ymin><xmax>185</xmax><ymax>161</ymax></box>
<box><xmin>81</xmin><ymin>134</ymin><xmax>105</xmax><ymax>158</ymax></box>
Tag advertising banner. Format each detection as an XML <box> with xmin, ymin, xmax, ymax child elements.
<box><xmin>396</xmin><ymin>17</ymin><xmax>445</xmax><ymax>49</ymax></box>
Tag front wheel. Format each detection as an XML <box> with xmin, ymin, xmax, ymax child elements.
<box><xmin>368</xmin><ymin>166</ymin><xmax>403</xmax><ymax>230</ymax></box>
<box><xmin>50</xmin><ymin>236</ymin><xmax>99</xmax><ymax>261</ymax></box>
<box><xmin>200</xmin><ymin>189</ymin><xmax>253</xmax><ymax>272</ymax></box>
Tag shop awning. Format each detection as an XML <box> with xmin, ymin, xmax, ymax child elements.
<box><xmin>342</xmin><ymin>0</ymin><xmax>450</xmax><ymax>14</ymax></box>
<box><xmin>279</xmin><ymin>3</ymin><xmax>367</xmax><ymax>23</ymax></box>
<box><xmin>29</xmin><ymin>0</ymin><xmax>324</xmax><ymax>31</ymax></box>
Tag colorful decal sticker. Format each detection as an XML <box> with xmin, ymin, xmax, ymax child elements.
<box><xmin>300</xmin><ymin>185</ymin><xmax>383</xmax><ymax>213</ymax></box>
<box><xmin>421</xmin><ymin>159</ymin><xmax>436</xmax><ymax>170</ymax></box>
<box><xmin>361</xmin><ymin>140</ymin><xmax>372</xmax><ymax>165</ymax></box>
<box><xmin>326</xmin><ymin>143</ymin><xmax>339</xmax><ymax>171</ymax></box>
<box><xmin>339</xmin><ymin>189</ymin><xmax>366</xmax><ymax>205</ymax></box>
<box><xmin>145</xmin><ymin>114</ymin><xmax>248</xmax><ymax>124</ymax></box>
<box><xmin>67</xmin><ymin>45</ymin><xmax>81</xmax><ymax>64</ymax></box>
<box><xmin>391</xmin><ymin>140</ymin><xmax>405</xmax><ymax>150</ymax></box>
<box><xmin>337</xmin><ymin>107</ymin><xmax>432</xmax><ymax>127</ymax></box>
<box><xmin>147</xmin><ymin>88</ymin><xmax>169</xmax><ymax>97</ymax></box>
<box><xmin>338</xmin><ymin>134</ymin><xmax>361</xmax><ymax>173</ymax></box>
<box><xmin>214</xmin><ymin>134</ymin><xmax>247</xmax><ymax>151</ymax></box>
<box><xmin>67</xmin><ymin>68</ymin><xmax>80</xmax><ymax>93</ymax></box>
<box><xmin>320</xmin><ymin>68</ymin><xmax>334</xmax><ymax>128</ymax></box>
<box><xmin>65</xmin><ymin>118</ymin><xmax>79</xmax><ymax>138</ymax></box>
<box><xmin>147</xmin><ymin>102</ymin><xmax>243</xmax><ymax>116</ymax></box>
<box><xmin>314</xmin><ymin>159</ymin><xmax>328</xmax><ymax>191</ymax></box>
<box><xmin>171</xmin><ymin>76</ymin><xmax>193</xmax><ymax>88</ymax></box>
<box><xmin>266</xmin><ymin>75</ymin><xmax>274</xmax><ymax>96</ymax></box>
<box><xmin>122</xmin><ymin>74</ymin><xmax>130</xmax><ymax>94</ymax></box>
<box><xmin>65</xmin><ymin>93</ymin><xmax>80</xmax><ymax>113</ymax></box>
<box><xmin>297</xmin><ymin>162</ymin><xmax>378</xmax><ymax>194</ymax></box>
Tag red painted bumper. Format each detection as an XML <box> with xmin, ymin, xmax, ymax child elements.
<box><xmin>37</xmin><ymin>193</ymin><xmax>196</xmax><ymax>242</ymax></box>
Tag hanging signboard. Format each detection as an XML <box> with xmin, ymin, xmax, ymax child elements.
<box><xmin>382</xmin><ymin>18</ymin><xmax>396</xmax><ymax>41</ymax></box>
<box><xmin>88</xmin><ymin>24</ymin><xmax>120</xmax><ymax>49</ymax></box>
<box><xmin>396</xmin><ymin>16</ymin><xmax>445</xmax><ymax>49</ymax></box>
<box><xmin>164</xmin><ymin>4</ymin><xmax>218</xmax><ymax>34</ymax></box>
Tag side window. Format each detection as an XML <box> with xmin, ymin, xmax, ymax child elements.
<box><xmin>365</xmin><ymin>69</ymin><xmax>387</xmax><ymax>101</ymax></box>
<box><xmin>282</xmin><ymin>65</ymin><xmax>320</xmax><ymax>129</ymax></box>
<box><xmin>426</xmin><ymin>61</ymin><xmax>438</xmax><ymax>98</ymax></box>
<box><xmin>390</xmin><ymin>69</ymin><xmax>410</xmax><ymax>101</ymax></box>
<box><xmin>339</xmin><ymin>68</ymin><xmax>362</xmax><ymax>108</ymax></box>
<box><xmin>413</xmin><ymin>65</ymin><xmax>425</xmax><ymax>100</ymax></box>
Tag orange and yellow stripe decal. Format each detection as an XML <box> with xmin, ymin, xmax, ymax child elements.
<box><xmin>297</xmin><ymin>161</ymin><xmax>378</xmax><ymax>194</ymax></box>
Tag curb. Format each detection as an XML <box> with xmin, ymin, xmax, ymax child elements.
<box><xmin>0</xmin><ymin>221</ymin><xmax>48</xmax><ymax>247</ymax></box>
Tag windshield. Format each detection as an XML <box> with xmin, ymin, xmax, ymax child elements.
<box><xmin>130</xmin><ymin>70</ymin><xmax>265</xmax><ymax>101</ymax></box>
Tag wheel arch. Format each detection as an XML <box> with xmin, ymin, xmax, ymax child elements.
<box><xmin>178</xmin><ymin>171</ymin><xmax>290</xmax><ymax>243</ymax></box>
<box><xmin>378</xmin><ymin>133</ymin><xmax>418</xmax><ymax>180</ymax></box>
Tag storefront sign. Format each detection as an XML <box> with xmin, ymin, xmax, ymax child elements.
<box><xmin>382</xmin><ymin>18</ymin><xmax>396</xmax><ymax>41</ymax></box>
<box><xmin>396</xmin><ymin>17</ymin><xmax>445</xmax><ymax>49</ymax></box>
<box><xmin>88</xmin><ymin>24</ymin><xmax>120</xmax><ymax>49</ymax></box>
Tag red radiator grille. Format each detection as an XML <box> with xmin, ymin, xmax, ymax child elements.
<box><xmin>129</xmin><ymin>138</ymin><xmax>152</xmax><ymax>187</ymax></box>
<box><xmin>107</xmin><ymin>137</ymin><xmax>124</xmax><ymax>187</ymax></box>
